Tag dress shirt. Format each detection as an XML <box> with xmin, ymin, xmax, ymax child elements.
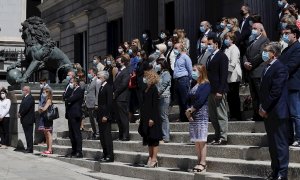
<box><xmin>173</xmin><ymin>53</ymin><xmax>193</xmax><ymax>79</ymax></box>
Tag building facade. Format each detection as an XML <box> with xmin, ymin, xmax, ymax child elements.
<box><xmin>38</xmin><ymin>0</ymin><xmax>299</xmax><ymax>81</ymax></box>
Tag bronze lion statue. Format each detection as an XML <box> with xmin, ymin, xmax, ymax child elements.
<box><xmin>7</xmin><ymin>16</ymin><xmax>73</xmax><ymax>84</ymax></box>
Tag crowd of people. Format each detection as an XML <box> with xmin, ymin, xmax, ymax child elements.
<box><xmin>0</xmin><ymin>1</ymin><xmax>300</xmax><ymax>179</ymax></box>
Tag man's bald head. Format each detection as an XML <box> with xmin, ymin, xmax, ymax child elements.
<box><xmin>22</xmin><ymin>86</ymin><xmax>31</xmax><ymax>96</ymax></box>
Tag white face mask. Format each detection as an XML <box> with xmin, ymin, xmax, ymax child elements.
<box><xmin>1</xmin><ymin>94</ymin><xmax>6</xmax><ymax>99</ymax></box>
<box><xmin>42</xmin><ymin>93</ymin><xmax>47</xmax><ymax>97</ymax></box>
<box><xmin>168</xmin><ymin>41</ymin><xmax>173</xmax><ymax>47</ymax></box>
<box><xmin>93</xmin><ymin>59</ymin><xmax>97</xmax><ymax>64</ymax></box>
<box><xmin>118</xmin><ymin>48</ymin><xmax>123</xmax><ymax>53</ymax></box>
<box><xmin>40</xmin><ymin>84</ymin><xmax>44</xmax><ymax>89</ymax></box>
<box><xmin>96</xmin><ymin>79</ymin><xmax>102</xmax><ymax>85</ymax></box>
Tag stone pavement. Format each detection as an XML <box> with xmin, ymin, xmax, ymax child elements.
<box><xmin>0</xmin><ymin>147</ymin><xmax>136</xmax><ymax>180</ymax></box>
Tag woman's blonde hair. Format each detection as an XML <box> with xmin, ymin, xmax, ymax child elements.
<box><xmin>144</xmin><ymin>70</ymin><xmax>160</xmax><ymax>85</ymax></box>
<box><xmin>195</xmin><ymin>64</ymin><xmax>209</xmax><ymax>84</ymax></box>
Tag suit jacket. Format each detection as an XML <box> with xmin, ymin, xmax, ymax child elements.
<box><xmin>19</xmin><ymin>94</ymin><xmax>35</xmax><ymax>125</ymax></box>
<box><xmin>65</xmin><ymin>87</ymin><xmax>84</xmax><ymax>119</ymax></box>
<box><xmin>279</xmin><ymin>41</ymin><xmax>300</xmax><ymax>91</ymax></box>
<box><xmin>260</xmin><ymin>60</ymin><xmax>289</xmax><ymax>119</ymax></box>
<box><xmin>197</xmin><ymin>50</ymin><xmax>211</xmax><ymax>66</ymax></box>
<box><xmin>239</xmin><ymin>16</ymin><xmax>252</xmax><ymax>44</ymax></box>
<box><xmin>243</xmin><ymin>35</ymin><xmax>270</xmax><ymax>78</ymax></box>
<box><xmin>113</xmin><ymin>67</ymin><xmax>130</xmax><ymax>102</ymax></box>
<box><xmin>206</xmin><ymin>50</ymin><xmax>229</xmax><ymax>94</ymax></box>
<box><xmin>85</xmin><ymin>77</ymin><xmax>99</xmax><ymax>108</ymax></box>
<box><xmin>98</xmin><ymin>82</ymin><xmax>113</xmax><ymax>120</ymax></box>
<box><xmin>63</xmin><ymin>84</ymin><xmax>73</xmax><ymax>119</ymax></box>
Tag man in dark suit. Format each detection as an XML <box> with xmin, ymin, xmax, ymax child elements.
<box><xmin>243</xmin><ymin>23</ymin><xmax>270</xmax><ymax>121</ymax></box>
<box><xmin>63</xmin><ymin>70</ymin><xmax>75</xmax><ymax>120</ymax></box>
<box><xmin>64</xmin><ymin>78</ymin><xmax>84</xmax><ymax>158</ymax></box>
<box><xmin>259</xmin><ymin>42</ymin><xmax>289</xmax><ymax>180</ymax></box>
<box><xmin>239</xmin><ymin>4</ymin><xmax>252</xmax><ymax>56</ymax></box>
<box><xmin>18</xmin><ymin>86</ymin><xmax>35</xmax><ymax>153</ymax></box>
<box><xmin>279</xmin><ymin>25</ymin><xmax>300</xmax><ymax>147</ymax></box>
<box><xmin>206</xmin><ymin>36</ymin><xmax>229</xmax><ymax>145</ymax></box>
<box><xmin>113</xmin><ymin>55</ymin><xmax>130</xmax><ymax>141</ymax></box>
<box><xmin>97</xmin><ymin>71</ymin><xmax>114</xmax><ymax>162</ymax></box>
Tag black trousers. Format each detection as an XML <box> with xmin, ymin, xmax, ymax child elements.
<box><xmin>264</xmin><ymin>117</ymin><xmax>289</xmax><ymax>178</ymax></box>
<box><xmin>115</xmin><ymin>101</ymin><xmax>129</xmax><ymax>139</ymax></box>
<box><xmin>22</xmin><ymin>123</ymin><xmax>33</xmax><ymax>151</ymax></box>
<box><xmin>68</xmin><ymin>117</ymin><xmax>82</xmax><ymax>153</ymax></box>
<box><xmin>248</xmin><ymin>77</ymin><xmax>263</xmax><ymax>121</ymax></box>
<box><xmin>0</xmin><ymin>117</ymin><xmax>10</xmax><ymax>146</ymax></box>
<box><xmin>87</xmin><ymin>108</ymin><xmax>98</xmax><ymax>135</ymax></box>
<box><xmin>99</xmin><ymin>120</ymin><xmax>114</xmax><ymax>159</ymax></box>
<box><xmin>227</xmin><ymin>82</ymin><xmax>242</xmax><ymax>120</ymax></box>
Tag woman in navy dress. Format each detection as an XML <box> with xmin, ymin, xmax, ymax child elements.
<box><xmin>186</xmin><ymin>64</ymin><xmax>210</xmax><ymax>172</ymax></box>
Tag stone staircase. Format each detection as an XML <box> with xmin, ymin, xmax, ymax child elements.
<box><xmin>34</xmin><ymin>118</ymin><xmax>300</xmax><ymax>179</ymax></box>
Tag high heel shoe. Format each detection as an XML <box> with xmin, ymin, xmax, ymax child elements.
<box><xmin>145</xmin><ymin>161</ymin><xmax>158</xmax><ymax>168</ymax></box>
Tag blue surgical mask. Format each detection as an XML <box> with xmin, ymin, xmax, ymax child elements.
<box><xmin>282</xmin><ymin>34</ymin><xmax>289</xmax><ymax>44</ymax></box>
<box><xmin>224</xmin><ymin>39</ymin><xmax>231</xmax><ymax>47</ymax></box>
<box><xmin>262</xmin><ymin>51</ymin><xmax>270</xmax><ymax>62</ymax></box>
<box><xmin>278</xmin><ymin>0</ymin><xmax>284</xmax><ymax>7</ymax></box>
<box><xmin>207</xmin><ymin>45</ymin><xmax>214</xmax><ymax>53</ymax></box>
<box><xmin>281</xmin><ymin>22</ymin><xmax>287</xmax><ymax>30</ymax></box>
<box><xmin>128</xmin><ymin>49</ymin><xmax>133</xmax><ymax>55</ymax></box>
<box><xmin>251</xmin><ymin>29</ymin><xmax>258</xmax><ymax>37</ymax></box>
<box><xmin>69</xmin><ymin>83</ymin><xmax>74</xmax><ymax>89</ymax></box>
<box><xmin>87</xmin><ymin>73</ymin><xmax>93</xmax><ymax>79</ymax></box>
<box><xmin>199</xmin><ymin>26</ymin><xmax>206</xmax><ymax>33</ymax></box>
<box><xmin>42</xmin><ymin>93</ymin><xmax>47</xmax><ymax>97</ymax></box>
<box><xmin>192</xmin><ymin>71</ymin><xmax>199</xmax><ymax>80</ymax></box>
<box><xmin>155</xmin><ymin>64</ymin><xmax>161</xmax><ymax>72</ymax></box>
<box><xmin>226</xmin><ymin>24</ymin><xmax>233</xmax><ymax>30</ymax></box>
<box><xmin>200</xmin><ymin>43</ymin><xmax>207</xmax><ymax>50</ymax></box>
<box><xmin>220</xmin><ymin>23</ymin><xmax>225</xmax><ymax>29</ymax></box>
<box><xmin>66</xmin><ymin>76</ymin><xmax>71</xmax><ymax>81</ymax></box>
<box><xmin>173</xmin><ymin>49</ymin><xmax>180</xmax><ymax>56</ymax></box>
<box><xmin>106</xmin><ymin>60</ymin><xmax>112</xmax><ymax>65</ymax></box>
<box><xmin>160</xmin><ymin>33</ymin><xmax>166</xmax><ymax>39</ymax></box>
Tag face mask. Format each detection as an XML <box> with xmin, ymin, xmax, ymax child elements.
<box><xmin>200</xmin><ymin>43</ymin><xmax>207</xmax><ymax>50</ymax></box>
<box><xmin>224</xmin><ymin>39</ymin><xmax>231</xmax><ymax>47</ymax></box>
<box><xmin>282</xmin><ymin>34</ymin><xmax>289</xmax><ymax>44</ymax></box>
<box><xmin>42</xmin><ymin>92</ymin><xmax>47</xmax><ymax>97</ymax></box>
<box><xmin>226</xmin><ymin>24</ymin><xmax>233</xmax><ymax>30</ymax></box>
<box><xmin>155</xmin><ymin>49</ymin><xmax>160</xmax><ymax>54</ymax></box>
<box><xmin>87</xmin><ymin>73</ymin><xmax>93</xmax><ymax>79</ymax></box>
<box><xmin>155</xmin><ymin>64</ymin><xmax>161</xmax><ymax>72</ymax></box>
<box><xmin>220</xmin><ymin>23</ymin><xmax>225</xmax><ymax>29</ymax></box>
<box><xmin>1</xmin><ymin>94</ymin><xmax>6</xmax><ymax>99</ymax></box>
<box><xmin>142</xmin><ymin>34</ymin><xmax>147</xmax><ymax>39</ymax></box>
<box><xmin>116</xmin><ymin>62</ymin><xmax>122</xmax><ymax>68</ymax></box>
<box><xmin>281</xmin><ymin>23</ymin><xmax>287</xmax><ymax>30</ymax></box>
<box><xmin>207</xmin><ymin>45</ymin><xmax>215</xmax><ymax>53</ymax></box>
<box><xmin>66</xmin><ymin>76</ymin><xmax>71</xmax><ymax>81</ymax></box>
<box><xmin>118</xmin><ymin>48</ymin><xmax>123</xmax><ymax>53</ymax></box>
<box><xmin>173</xmin><ymin>33</ymin><xmax>178</xmax><ymax>37</ymax></box>
<box><xmin>249</xmin><ymin>21</ymin><xmax>253</xmax><ymax>26</ymax></box>
<box><xmin>69</xmin><ymin>83</ymin><xmax>74</xmax><ymax>89</ymax></box>
<box><xmin>167</xmin><ymin>41</ymin><xmax>173</xmax><ymax>47</ymax></box>
<box><xmin>143</xmin><ymin>77</ymin><xmax>147</xmax><ymax>84</ymax></box>
<box><xmin>107</xmin><ymin>60</ymin><xmax>112</xmax><ymax>65</ymax></box>
<box><xmin>262</xmin><ymin>51</ymin><xmax>270</xmax><ymax>62</ymax></box>
<box><xmin>278</xmin><ymin>0</ymin><xmax>284</xmax><ymax>7</ymax></box>
<box><xmin>40</xmin><ymin>83</ymin><xmax>44</xmax><ymax>89</ymax></box>
<box><xmin>173</xmin><ymin>49</ymin><xmax>180</xmax><ymax>56</ymax></box>
<box><xmin>160</xmin><ymin>33</ymin><xmax>166</xmax><ymax>39</ymax></box>
<box><xmin>192</xmin><ymin>71</ymin><xmax>199</xmax><ymax>81</ymax></box>
<box><xmin>96</xmin><ymin>79</ymin><xmax>102</xmax><ymax>84</ymax></box>
<box><xmin>93</xmin><ymin>59</ymin><xmax>97</xmax><ymax>64</ymax></box>
<box><xmin>199</xmin><ymin>26</ymin><xmax>206</xmax><ymax>33</ymax></box>
<box><xmin>251</xmin><ymin>29</ymin><xmax>259</xmax><ymax>37</ymax></box>
<box><xmin>128</xmin><ymin>49</ymin><xmax>133</xmax><ymax>55</ymax></box>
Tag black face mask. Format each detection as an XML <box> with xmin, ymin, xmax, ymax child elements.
<box><xmin>116</xmin><ymin>62</ymin><xmax>122</xmax><ymax>69</ymax></box>
<box><xmin>240</xmin><ymin>10</ymin><xmax>246</xmax><ymax>16</ymax></box>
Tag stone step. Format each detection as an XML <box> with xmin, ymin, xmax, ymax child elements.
<box><xmin>51</xmin><ymin>138</ymin><xmax>300</xmax><ymax>163</ymax></box>
<box><xmin>35</xmin><ymin>145</ymin><xmax>300</xmax><ymax>179</ymax></box>
<box><xmin>34</xmin><ymin>147</ymin><xmax>267</xmax><ymax>179</ymax></box>
<box><xmin>57</xmin><ymin>131</ymin><xmax>268</xmax><ymax>146</ymax></box>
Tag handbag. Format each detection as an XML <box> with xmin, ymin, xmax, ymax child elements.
<box><xmin>47</xmin><ymin>104</ymin><xmax>59</xmax><ymax>121</ymax></box>
<box><xmin>128</xmin><ymin>71</ymin><xmax>137</xmax><ymax>89</ymax></box>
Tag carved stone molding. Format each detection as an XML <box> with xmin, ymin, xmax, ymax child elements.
<box><xmin>48</xmin><ymin>23</ymin><xmax>62</xmax><ymax>40</ymax></box>
<box><xmin>69</xmin><ymin>10</ymin><xmax>90</xmax><ymax>33</ymax></box>
<box><xmin>37</xmin><ymin>0</ymin><xmax>64</xmax><ymax>12</ymax></box>
<box><xmin>98</xmin><ymin>0</ymin><xmax>123</xmax><ymax>21</ymax></box>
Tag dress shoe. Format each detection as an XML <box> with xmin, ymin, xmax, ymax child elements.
<box><xmin>65</xmin><ymin>152</ymin><xmax>76</xmax><ymax>158</ymax></box>
<box><xmin>102</xmin><ymin>157</ymin><xmax>114</xmax><ymax>162</ymax></box>
<box><xmin>210</xmin><ymin>139</ymin><xmax>227</xmax><ymax>145</ymax></box>
<box><xmin>74</xmin><ymin>152</ymin><xmax>83</xmax><ymax>158</ymax></box>
<box><xmin>24</xmin><ymin>149</ymin><xmax>33</xmax><ymax>153</ymax></box>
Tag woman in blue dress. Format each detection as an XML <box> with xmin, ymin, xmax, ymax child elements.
<box><xmin>186</xmin><ymin>64</ymin><xmax>210</xmax><ymax>172</ymax></box>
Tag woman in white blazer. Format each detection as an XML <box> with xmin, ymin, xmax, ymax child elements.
<box><xmin>224</xmin><ymin>32</ymin><xmax>242</xmax><ymax>121</ymax></box>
